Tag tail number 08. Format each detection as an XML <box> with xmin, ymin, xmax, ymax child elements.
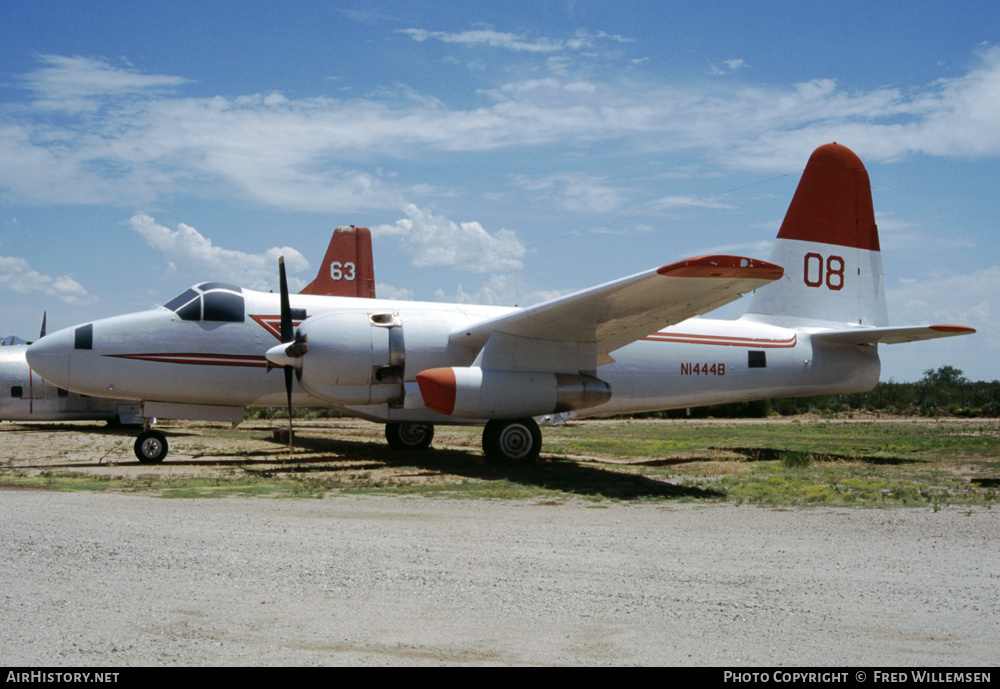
<box><xmin>330</xmin><ymin>261</ymin><xmax>356</xmax><ymax>281</ymax></box>
<box><xmin>803</xmin><ymin>253</ymin><xmax>844</xmax><ymax>291</ymax></box>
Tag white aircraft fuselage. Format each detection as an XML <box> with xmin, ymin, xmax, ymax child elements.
<box><xmin>24</xmin><ymin>291</ymin><xmax>880</xmax><ymax>423</ymax></box>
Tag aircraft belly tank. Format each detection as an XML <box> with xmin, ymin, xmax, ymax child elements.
<box><xmin>416</xmin><ymin>367</ymin><xmax>612</xmax><ymax>419</ymax></box>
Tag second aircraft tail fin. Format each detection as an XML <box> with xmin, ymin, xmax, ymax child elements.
<box><xmin>299</xmin><ymin>225</ymin><xmax>376</xmax><ymax>298</ymax></box>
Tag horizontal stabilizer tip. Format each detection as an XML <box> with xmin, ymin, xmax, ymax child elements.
<box><xmin>929</xmin><ymin>325</ymin><xmax>977</xmax><ymax>335</ymax></box>
<box><xmin>811</xmin><ymin>324</ymin><xmax>976</xmax><ymax>346</ymax></box>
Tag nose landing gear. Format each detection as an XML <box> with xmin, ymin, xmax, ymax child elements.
<box><xmin>134</xmin><ymin>428</ymin><xmax>168</xmax><ymax>463</ymax></box>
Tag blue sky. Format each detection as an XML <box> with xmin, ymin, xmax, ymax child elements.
<box><xmin>1</xmin><ymin>1</ymin><xmax>998</xmax><ymax>381</ymax></box>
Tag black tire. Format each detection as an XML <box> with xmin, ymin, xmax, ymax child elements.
<box><xmin>384</xmin><ymin>423</ymin><xmax>434</xmax><ymax>451</ymax></box>
<box><xmin>134</xmin><ymin>430</ymin><xmax>168</xmax><ymax>464</ymax></box>
<box><xmin>482</xmin><ymin>418</ymin><xmax>542</xmax><ymax>463</ymax></box>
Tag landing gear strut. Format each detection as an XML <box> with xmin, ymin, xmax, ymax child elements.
<box><xmin>482</xmin><ymin>417</ymin><xmax>542</xmax><ymax>463</ymax></box>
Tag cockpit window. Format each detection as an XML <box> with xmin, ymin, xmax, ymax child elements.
<box><xmin>176</xmin><ymin>299</ymin><xmax>201</xmax><ymax>321</ymax></box>
<box><xmin>163</xmin><ymin>289</ymin><xmax>199</xmax><ymax>312</ymax></box>
<box><xmin>163</xmin><ymin>284</ymin><xmax>245</xmax><ymax>323</ymax></box>
<box><xmin>196</xmin><ymin>282</ymin><xmax>242</xmax><ymax>293</ymax></box>
<box><xmin>203</xmin><ymin>291</ymin><xmax>244</xmax><ymax>322</ymax></box>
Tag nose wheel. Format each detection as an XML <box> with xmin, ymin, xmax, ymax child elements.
<box><xmin>134</xmin><ymin>429</ymin><xmax>169</xmax><ymax>463</ymax></box>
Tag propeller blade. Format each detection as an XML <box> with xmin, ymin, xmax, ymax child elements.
<box><xmin>279</xmin><ymin>256</ymin><xmax>293</xmax><ymax>344</ymax></box>
<box><xmin>278</xmin><ymin>256</ymin><xmax>295</xmax><ymax>453</ymax></box>
<box><xmin>284</xmin><ymin>363</ymin><xmax>294</xmax><ymax>453</ymax></box>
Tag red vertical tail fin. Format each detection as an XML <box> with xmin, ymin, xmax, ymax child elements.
<box><xmin>747</xmin><ymin>143</ymin><xmax>888</xmax><ymax>327</ymax></box>
<box><xmin>298</xmin><ymin>226</ymin><xmax>376</xmax><ymax>298</ymax></box>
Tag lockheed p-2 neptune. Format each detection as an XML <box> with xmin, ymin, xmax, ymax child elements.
<box><xmin>26</xmin><ymin>144</ymin><xmax>974</xmax><ymax>463</ymax></box>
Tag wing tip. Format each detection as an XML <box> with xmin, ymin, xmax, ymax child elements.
<box><xmin>657</xmin><ymin>255</ymin><xmax>784</xmax><ymax>281</ymax></box>
<box><xmin>930</xmin><ymin>324</ymin><xmax>977</xmax><ymax>335</ymax></box>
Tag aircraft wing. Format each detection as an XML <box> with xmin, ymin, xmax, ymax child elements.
<box><xmin>811</xmin><ymin>324</ymin><xmax>976</xmax><ymax>346</ymax></box>
<box><xmin>451</xmin><ymin>255</ymin><xmax>783</xmax><ymax>369</ymax></box>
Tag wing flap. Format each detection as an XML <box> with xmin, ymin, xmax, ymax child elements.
<box><xmin>811</xmin><ymin>324</ymin><xmax>976</xmax><ymax>346</ymax></box>
<box><xmin>451</xmin><ymin>255</ymin><xmax>783</xmax><ymax>367</ymax></box>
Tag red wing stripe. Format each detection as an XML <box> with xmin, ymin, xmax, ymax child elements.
<box><xmin>109</xmin><ymin>353</ymin><xmax>269</xmax><ymax>368</ymax></box>
<box><xmin>643</xmin><ymin>333</ymin><xmax>798</xmax><ymax>348</ymax></box>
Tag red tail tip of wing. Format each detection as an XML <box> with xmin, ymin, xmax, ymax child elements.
<box><xmin>657</xmin><ymin>255</ymin><xmax>784</xmax><ymax>280</ymax></box>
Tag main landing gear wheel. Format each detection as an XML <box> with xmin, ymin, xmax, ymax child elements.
<box><xmin>134</xmin><ymin>430</ymin><xmax>168</xmax><ymax>464</ymax></box>
<box><xmin>482</xmin><ymin>418</ymin><xmax>542</xmax><ymax>463</ymax></box>
<box><xmin>385</xmin><ymin>423</ymin><xmax>434</xmax><ymax>451</ymax></box>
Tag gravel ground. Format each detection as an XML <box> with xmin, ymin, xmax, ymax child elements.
<box><xmin>1</xmin><ymin>490</ymin><xmax>997</xmax><ymax>666</ymax></box>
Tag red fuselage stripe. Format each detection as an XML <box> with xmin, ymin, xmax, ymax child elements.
<box><xmin>109</xmin><ymin>353</ymin><xmax>268</xmax><ymax>368</ymax></box>
<box><xmin>642</xmin><ymin>333</ymin><xmax>797</xmax><ymax>348</ymax></box>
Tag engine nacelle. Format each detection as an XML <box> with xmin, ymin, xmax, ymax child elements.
<box><xmin>416</xmin><ymin>367</ymin><xmax>611</xmax><ymax>419</ymax></box>
<box><xmin>296</xmin><ymin>311</ymin><xmax>404</xmax><ymax>405</ymax></box>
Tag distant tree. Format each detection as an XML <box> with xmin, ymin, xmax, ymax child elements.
<box><xmin>921</xmin><ymin>366</ymin><xmax>969</xmax><ymax>387</ymax></box>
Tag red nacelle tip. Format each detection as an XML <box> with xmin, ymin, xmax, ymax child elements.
<box><xmin>416</xmin><ymin>368</ymin><xmax>457</xmax><ymax>415</ymax></box>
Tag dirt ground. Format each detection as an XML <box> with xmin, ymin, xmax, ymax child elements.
<box><xmin>4</xmin><ymin>417</ymin><xmax>999</xmax><ymax>665</ymax></box>
<box><xmin>1</xmin><ymin>418</ymin><xmax>494</xmax><ymax>486</ymax></box>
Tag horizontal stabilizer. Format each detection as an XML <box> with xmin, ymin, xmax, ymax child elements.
<box><xmin>452</xmin><ymin>255</ymin><xmax>783</xmax><ymax>364</ymax></box>
<box><xmin>811</xmin><ymin>324</ymin><xmax>975</xmax><ymax>346</ymax></box>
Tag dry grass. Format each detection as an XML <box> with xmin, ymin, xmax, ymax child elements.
<box><xmin>3</xmin><ymin>416</ymin><xmax>999</xmax><ymax>506</ymax></box>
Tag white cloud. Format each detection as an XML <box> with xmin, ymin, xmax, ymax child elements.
<box><xmin>643</xmin><ymin>194</ymin><xmax>737</xmax><ymax>214</ymax></box>
<box><xmin>400</xmin><ymin>28</ymin><xmax>562</xmax><ymax>53</ymax></box>
<box><xmin>372</xmin><ymin>282</ymin><xmax>414</xmax><ymax>301</ymax></box>
<box><xmin>3</xmin><ymin>46</ymin><xmax>1000</xmax><ymax>213</ymax></box>
<box><xmin>512</xmin><ymin>172</ymin><xmax>628</xmax><ymax>213</ymax></box>
<box><xmin>20</xmin><ymin>54</ymin><xmax>190</xmax><ymax>112</ymax></box>
<box><xmin>397</xmin><ymin>27</ymin><xmax>631</xmax><ymax>54</ymax></box>
<box><xmin>710</xmin><ymin>59</ymin><xmax>746</xmax><ymax>76</ymax></box>
<box><xmin>887</xmin><ymin>267</ymin><xmax>998</xmax><ymax>332</ymax></box>
<box><xmin>0</xmin><ymin>255</ymin><xmax>93</xmax><ymax>305</ymax></box>
<box><xmin>126</xmin><ymin>213</ymin><xmax>309</xmax><ymax>291</ymax></box>
<box><xmin>371</xmin><ymin>204</ymin><xmax>524</xmax><ymax>274</ymax></box>
<box><xmin>880</xmin><ymin>267</ymin><xmax>995</xmax><ymax>381</ymax></box>
<box><xmin>432</xmin><ymin>274</ymin><xmax>558</xmax><ymax>307</ymax></box>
